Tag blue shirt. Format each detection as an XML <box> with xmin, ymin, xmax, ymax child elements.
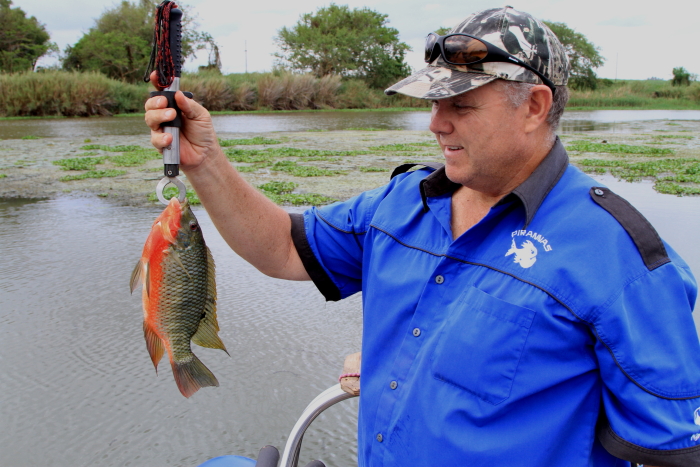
<box><xmin>290</xmin><ymin>139</ymin><xmax>700</xmax><ymax>466</ymax></box>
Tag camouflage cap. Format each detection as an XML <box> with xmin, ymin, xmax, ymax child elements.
<box><xmin>385</xmin><ymin>6</ymin><xmax>569</xmax><ymax>99</ymax></box>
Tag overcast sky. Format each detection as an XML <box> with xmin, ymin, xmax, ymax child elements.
<box><xmin>15</xmin><ymin>0</ymin><xmax>700</xmax><ymax>81</ymax></box>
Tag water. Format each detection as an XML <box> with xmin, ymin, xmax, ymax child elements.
<box><xmin>1</xmin><ymin>109</ymin><xmax>699</xmax><ymax>465</ymax></box>
<box><xmin>0</xmin><ymin>198</ymin><xmax>362</xmax><ymax>467</ymax></box>
<box><xmin>1</xmin><ymin>174</ymin><xmax>699</xmax><ymax>466</ymax></box>
<box><xmin>1</xmin><ymin>109</ymin><xmax>699</xmax><ymax>139</ymax></box>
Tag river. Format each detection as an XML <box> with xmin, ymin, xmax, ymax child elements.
<box><xmin>0</xmin><ymin>110</ymin><xmax>699</xmax><ymax>466</ymax></box>
<box><xmin>2</xmin><ymin>109</ymin><xmax>700</xmax><ymax>139</ymax></box>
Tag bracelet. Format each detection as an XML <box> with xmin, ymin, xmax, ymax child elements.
<box><xmin>338</xmin><ymin>373</ymin><xmax>361</xmax><ymax>382</ymax></box>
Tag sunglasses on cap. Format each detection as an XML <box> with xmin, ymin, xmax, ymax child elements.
<box><xmin>424</xmin><ymin>32</ymin><xmax>556</xmax><ymax>95</ymax></box>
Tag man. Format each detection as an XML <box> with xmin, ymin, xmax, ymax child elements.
<box><xmin>145</xmin><ymin>6</ymin><xmax>700</xmax><ymax>466</ymax></box>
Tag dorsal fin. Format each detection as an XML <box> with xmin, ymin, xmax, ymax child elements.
<box><xmin>590</xmin><ymin>187</ymin><xmax>670</xmax><ymax>271</ymax></box>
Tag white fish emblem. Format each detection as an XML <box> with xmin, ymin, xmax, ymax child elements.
<box><xmin>506</xmin><ymin>239</ymin><xmax>538</xmax><ymax>268</ymax></box>
<box><xmin>691</xmin><ymin>407</ymin><xmax>700</xmax><ymax>442</ymax></box>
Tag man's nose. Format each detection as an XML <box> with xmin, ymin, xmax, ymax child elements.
<box><xmin>429</xmin><ymin>102</ymin><xmax>454</xmax><ymax>135</ymax></box>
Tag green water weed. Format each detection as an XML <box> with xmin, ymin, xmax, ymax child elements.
<box><xmin>257</xmin><ymin>179</ymin><xmax>336</xmax><ymax>205</ymax></box>
<box><xmin>59</xmin><ymin>169</ymin><xmax>126</xmax><ymax>181</ymax></box>
<box><xmin>147</xmin><ymin>186</ymin><xmax>201</xmax><ymax>204</ymax></box>
<box><xmin>21</xmin><ymin>135</ymin><xmax>40</xmax><ymax>139</ymax></box>
<box><xmin>655</xmin><ymin>182</ymin><xmax>700</xmax><ymax>196</ymax></box>
<box><xmin>109</xmin><ymin>151</ymin><xmax>161</xmax><ymax>167</ymax></box>
<box><xmin>53</xmin><ymin>156</ymin><xmax>107</xmax><ymax>170</ymax></box>
<box><xmin>578</xmin><ymin>158</ymin><xmax>700</xmax><ymax>182</ymax></box>
<box><xmin>271</xmin><ymin>161</ymin><xmax>343</xmax><ymax>176</ymax></box>
<box><xmin>258</xmin><ymin>181</ymin><xmax>298</xmax><ymax>194</ymax></box>
<box><xmin>264</xmin><ymin>192</ymin><xmax>337</xmax><ymax>206</ymax></box>
<box><xmin>80</xmin><ymin>144</ymin><xmax>143</xmax><ymax>152</ymax></box>
<box><xmin>371</xmin><ymin>143</ymin><xmax>427</xmax><ymax>152</ymax></box>
<box><xmin>235</xmin><ymin>165</ymin><xmax>260</xmax><ymax>173</ymax></box>
<box><xmin>219</xmin><ymin>136</ymin><xmax>282</xmax><ymax>146</ymax></box>
<box><xmin>359</xmin><ymin>166</ymin><xmax>389</xmax><ymax>172</ymax></box>
<box><xmin>226</xmin><ymin>149</ymin><xmax>276</xmax><ymax>163</ymax></box>
<box><xmin>568</xmin><ymin>140</ymin><xmax>673</xmax><ymax>156</ymax></box>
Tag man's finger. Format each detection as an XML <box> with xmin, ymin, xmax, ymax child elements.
<box><xmin>175</xmin><ymin>90</ymin><xmax>205</xmax><ymax>120</ymax></box>
<box><xmin>144</xmin><ymin>95</ymin><xmax>167</xmax><ymax>112</ymax></box>
<box><xmin>149</xmin><ymin>70</ymin><xmax>163</xmax><ymax>90</ymax></box>
<box><xmin>151</xmin><ymin>130</ymin><xmax>171</xmax><ymax>150</ymax></box>
<box><xmin>144</xmin><ymin>108</ymin><xmax>176</xmax><ymax>131</ymax></box>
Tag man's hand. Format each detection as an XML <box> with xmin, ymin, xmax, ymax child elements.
<box><xmin>339</xmin><ymin>352</ymin><xmax>361</xmax><ymax>396</ymax></box>
<box><xmin>144</xmin><ymin>71</ymin><xmax>220</xmax><ymax>171</ymax></box>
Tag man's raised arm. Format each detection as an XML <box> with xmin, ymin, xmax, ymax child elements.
<box><xmin>144</xmin><ymin>76</ymin><xmax>310</xmax><ymax>282</ymax></box>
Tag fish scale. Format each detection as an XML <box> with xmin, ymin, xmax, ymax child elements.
<box><xmin>159</xmin><ymin>242</ymin><xmax>209</xmax><ymax>361</ymax></box>
<box><xmin>131</xmin><ymin>197</ymin><xmax>227</xmax><ymax>398</ymax></box>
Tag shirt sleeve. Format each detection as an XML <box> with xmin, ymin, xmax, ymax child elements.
<box><xmin>593</xmin><ymin>252</ymin><xmax>700</xmax><ymax>466</ymax></box>
<box><xmin>290</xmin><ymin>173</ymin><xmax>414</xmax><ymax>301</ymax></box>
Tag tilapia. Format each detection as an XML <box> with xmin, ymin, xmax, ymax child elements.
<box><xmin>130</xmin><ymin>197</ymin><xmax>227</xmax><ymax>398</ymax></box>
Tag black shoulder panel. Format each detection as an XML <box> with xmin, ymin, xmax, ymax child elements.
<box><xmin>597</xmin><ymin>419</ymin><xmax>700</xmax><ymax>466</ymax></box>
<box><xmin>289</xmin><ymin>213</ymin><xmax>341</xmax><ymax>302</ymax></box>
<box><xmin>590</xmin><ymin>187</ymin><xmax>670</xmax><ymax>271</ymax></box>
<box><xmin>390</xmin><ymin>162</ymin><xmax>443</xmax><ymax>179</ymax></box>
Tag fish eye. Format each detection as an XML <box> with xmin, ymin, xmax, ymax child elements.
<box><xmin>189</xmin><ymin>220</ymin><xmax>198</xmax><ymax>231</ymax></box>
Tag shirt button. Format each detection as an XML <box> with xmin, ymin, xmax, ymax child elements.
<box><xmin>435</xmin><ymin>275</ymin><xmax>444</xmax><ymax>284</ymax></box>
<box><xmin>376</xmin><ymin>433</ymin><xmax>383</xmax><ymax>442</ymax></box>
<box><xmin>412</xmin><ymin>327</ymin><xmax>421</xmax><ymax>337</ymax></box>
<box><xmin>390</xmin><ymin>380</ymin><xmax>398</xmax><ymax>390</ymax></box>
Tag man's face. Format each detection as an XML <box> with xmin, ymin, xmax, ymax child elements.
<box><xmin>429</xmin><ymin>81</ymin><xmax>532</xmax><ymax>197</ymax></box>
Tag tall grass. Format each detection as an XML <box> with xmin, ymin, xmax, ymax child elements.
<box><xmin>568</xmin><ymin>80</ymin><xmax>700</xmax><ymax>109</ymax></box>
<box><xmin>0</xmin><ymin>71</ymin><xmax>148</xmax><ymax>117</ymax></box>
<box><xmin>1</xmin><ymin>70</ymin><xmax>698</xmax><ymax>118</ymax></box>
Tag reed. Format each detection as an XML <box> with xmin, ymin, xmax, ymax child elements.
<box><xmin>181</xmin><ymin>72</ymin><xmax>234</xmax><ymax>111</ymax></box>
<box><xmin>2</xmin><ymin>70</ymin><xmax>698</xmax><ymax>118</ymax></box>
<box><xmin>568</xmin><ymin>80</ymin><xmax>700</xmax><ymax>109</ymax></box>
<box><xmin>0</xmin><ymin>70</ymin><xmax>148</xmax><ymax>117</ymax></box>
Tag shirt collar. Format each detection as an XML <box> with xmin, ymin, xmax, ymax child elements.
<box><xmin>419</xmin><ymin>137</ymin><xmax>569</xmax><ymax>227</ymax></box>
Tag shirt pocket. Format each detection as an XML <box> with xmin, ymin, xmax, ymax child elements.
<box><xmin>431</xmin><ymin>286</ymin><xmax>536</xmax><ymax>405</ymax></box>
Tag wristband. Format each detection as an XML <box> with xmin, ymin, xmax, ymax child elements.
<box><xmin>338</xmin><ymin>373</ymin><xmax>361</xmax><ymax>382</ymax></box>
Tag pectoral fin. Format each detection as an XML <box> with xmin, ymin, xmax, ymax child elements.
<box><xmin>130</xmin><ymin>260</ymin><xmax>142</xmax><ymax>294</ymax></box>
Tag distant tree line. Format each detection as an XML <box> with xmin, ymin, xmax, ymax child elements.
<box><xmin>0</xmin><ymin>0</ymin><xmax>695</xmax><ymax>94</ymax></box>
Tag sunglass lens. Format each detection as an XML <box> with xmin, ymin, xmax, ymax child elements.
<box><xmin>443</xmin><ymin>35</ymin><xmax>487</xmax><ymax>64</ymax></box>
<box><xmin>424</xmin><ymin>34</ymin><xmax>437</xmax><ymax>62</ymax></box>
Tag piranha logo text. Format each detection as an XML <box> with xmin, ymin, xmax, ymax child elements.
<box><xmin>506</xmin><ymin>230</ymin><xmax>553</xmax><ymax>269</ymax></box>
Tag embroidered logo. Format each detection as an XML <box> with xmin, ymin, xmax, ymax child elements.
<box><xmin>691</xmin><ymin>407</ymin><xmax>700</xmax><ymax>442</ymax></box>
<box><xmin>507</xmin><ymin>230</ymin><xmax>553</xmax><ymax>269</ymax></box>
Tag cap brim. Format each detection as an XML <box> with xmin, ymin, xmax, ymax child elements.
<box><xmin>385</xmin><ymin>66</ymin><xmax>499</xmax><ymax>99</ymax></box>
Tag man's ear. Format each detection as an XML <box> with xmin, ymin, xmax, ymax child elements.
<box><xmin>523</xmin><ymin>85</ymin><xmax>553</xmax><ymax>134</ymax></box>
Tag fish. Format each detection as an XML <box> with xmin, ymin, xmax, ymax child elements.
<box><xmin>130</xmin><ymin>197</ymin><xmax>227</xmax><ymax>398</ymax></box>
<box><xmin>505</xmin><ymin>238</ymin><xmax>538</xmax><ymax>269</ymax></box>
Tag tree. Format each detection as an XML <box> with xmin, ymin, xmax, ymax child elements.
<box><xmin>63</xmin><ymin>0</ymin><xmax>216</xmax><ymax>83</ymax></box>
<box><xmin>275</xmin><ymin>4</ymin><xmax>411</xmax><ymax>89</ymax></box>
<box><xmin>543</xmin><ymin>21</ymin><xmax>604</xmax><ymax>90</ymax></box>
<box><xmin>671</xmin><ymin>67</ymin><xmax>694</xmax><ymax>86</ymax></box>
<box><xmin>434</xmin><ymin>27</ymin><xmax>451</xmax><ymax>36</ymax></box>
<box><xmin>0</xmin><ymin>0</ymin><xmax>57</xmax><ymax>72</ymax></box>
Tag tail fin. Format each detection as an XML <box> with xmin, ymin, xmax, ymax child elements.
<box><xmin>171</xmin><ymin>354</ymin><xmax>219</xmax><ymax>398</ymax></box>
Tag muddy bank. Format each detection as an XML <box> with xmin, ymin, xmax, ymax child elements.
<box><xmin>1</xmin><ymin>122</ymin><xmax>698</xmax><ymax>205</ymax></box>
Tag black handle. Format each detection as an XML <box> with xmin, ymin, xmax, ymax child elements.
<box><xmin>168</xmin><ymin>8</ymin><xmax>183</xmax><ymax>78</ymax></box>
